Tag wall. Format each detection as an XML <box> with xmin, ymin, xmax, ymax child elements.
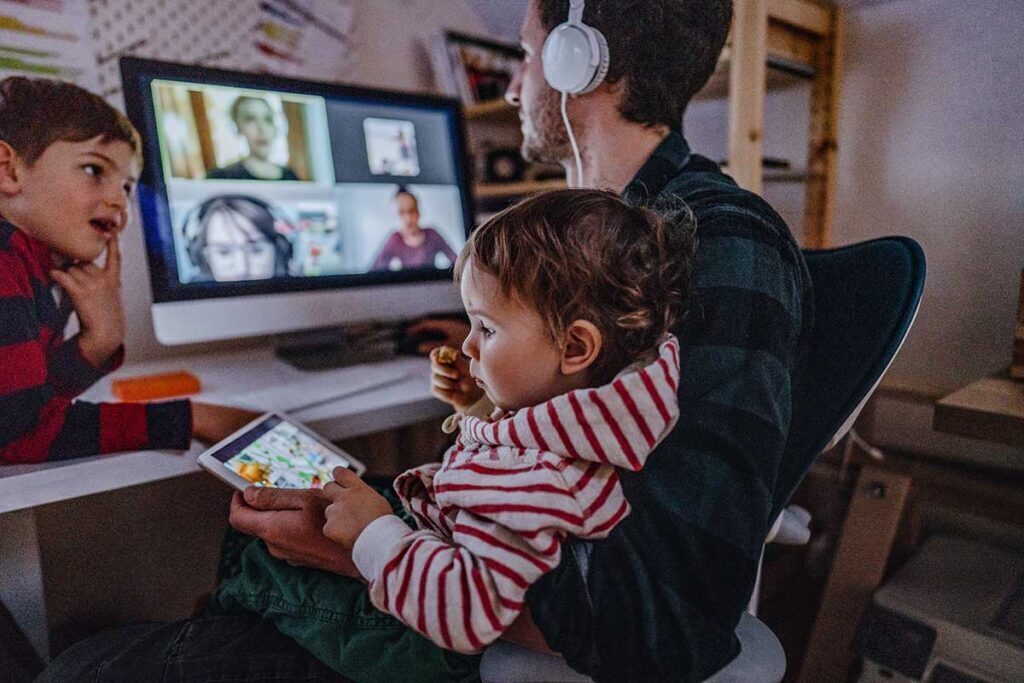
<box><xmin>831</xmin><ymin>0</ymin><xmax>1024</xmax><ymax>466</ymax></box>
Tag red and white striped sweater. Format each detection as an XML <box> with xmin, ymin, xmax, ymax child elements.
<box><xmin>352</xmin><ymin>336</ymin><xmax>680</xmax><ymax>653</ymax></box>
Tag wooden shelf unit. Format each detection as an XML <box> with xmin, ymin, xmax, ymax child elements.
<box><xmin>474</xmin><ymin>178</ymin><xmax>567</xmax><ymax>200</ymax></box>
<box><xmin>729</xmin><ymin>0</ymin><xmax>843</xmax><ymax>249</ymax></box>
<box><xmin>464</xmin><ymin>0</ymin><xmax>842</xmax><ymax>248</ymax></box>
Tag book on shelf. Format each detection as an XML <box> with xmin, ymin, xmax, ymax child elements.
<box><xmin>431</xmin><ymin>30</ymin><xmax>522</xmax><ymax>106</ymax></box>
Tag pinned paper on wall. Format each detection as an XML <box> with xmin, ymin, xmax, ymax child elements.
<box><xmin>0</xmin><ymin>0</ymin><xmax>355</xmax><ymax>104</ymax></box>
<box><xmin>88</xmin><ymin>0</ymin><xmax>355</xmax><ymax>101</ymax></box>
<box><xmin>0</xmin><ymin>0</ymin><xmax>98</xmax><ymax>89</ymax></box>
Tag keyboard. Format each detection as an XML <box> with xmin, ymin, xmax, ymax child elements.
<box><xmin>232</xmin><ymin>364</ymin><xmax>413</xmax><ymax>414</ymax></box>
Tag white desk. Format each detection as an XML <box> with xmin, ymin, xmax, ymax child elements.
<box><xmin>0</xmin><ymin>349</ymin><xmax>448</xmax><ymax>515</ymax></box>
<box><xmin>0</xmin><ymin>349</ymin><xmax>448</xmax><ymax>659</ymax></box>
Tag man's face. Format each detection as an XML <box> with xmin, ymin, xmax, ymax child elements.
<box><xmin>506</xmin><ymin>0</ymin><xmax>571</xmax><ymax>164</ymax></box>
<box><xmin>12</xmin><ymin>136</ymin><xmax>135</xmax><ymax>263</ymax></box>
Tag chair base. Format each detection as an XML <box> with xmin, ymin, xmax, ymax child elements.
<box><xmin>479</xmin><ymin>612</ymin><xmax>785</xmax><ymax>683</ymax></box>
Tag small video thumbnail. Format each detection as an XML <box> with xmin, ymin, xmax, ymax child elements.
<box><xmin>172</xmin><ymin>194</ymin><xmax>342</xmax><ymax>284</ymax></box>
<box><xmin>363</xmin><ymin>117</ymin><xmax>420</xmax><ymax>177</ymax></box>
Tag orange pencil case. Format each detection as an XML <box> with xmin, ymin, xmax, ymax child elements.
<box><xmin>112</xmin><ymin>371</ymin><xmax>201</xmax><ymax>402</ymax></box>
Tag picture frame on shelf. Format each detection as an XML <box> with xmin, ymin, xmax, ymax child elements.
<box><xmin>432</xmin><ymin>30</ymin><xmax>522</xmax><ymax>106</ymax></box>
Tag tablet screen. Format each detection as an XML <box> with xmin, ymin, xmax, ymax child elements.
<box><xmin>206</xmin><ymin>414</ymin><xmax>356</xmax><ymax>488</ymax></box>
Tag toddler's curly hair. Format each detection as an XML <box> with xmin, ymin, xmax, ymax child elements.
<box><xmin>455</xmin><ymin>188</ymin><xmax>695</xmax><ymax>384</ymax></box>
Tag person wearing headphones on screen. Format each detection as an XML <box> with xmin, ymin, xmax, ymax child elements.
<box><xmin>43</xmin><ymin>2</ymin><xmax>813</xmax><ymax>681</ymax></box>
<box><xmin>181</xmin><ymin>194</ymin><xmax>294</xmax><ymax>283</ymax></box>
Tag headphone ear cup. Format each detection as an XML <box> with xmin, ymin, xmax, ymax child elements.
<box><xmin>542</xmin><ymin>22</ymin><xmax>610</xmax><ymax>95</ymax></box>
<box><xmin>542</xmin><ymin>23</ymin><xmax>597</xmax><ymax>94</ymax></box>
<box><xmin>183</xmin><ymin>212</ymin><xmax>204</xmax><ymax>268</ymax></box>
<box><xmin>582</xmin><ymin>27</ymin><xmax>610</xmax><ymax>94</ymax></box>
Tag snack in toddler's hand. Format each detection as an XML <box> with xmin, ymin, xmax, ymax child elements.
<box><xmin>433</xmin><ymin>345</ymin><xmax>460</xmax><ymax>365</ymax></box>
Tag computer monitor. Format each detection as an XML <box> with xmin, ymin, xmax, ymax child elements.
<box><xmin>120</xmin><ymin>57</ymin><xmax>474</xmax><ymax>345</ymax></box>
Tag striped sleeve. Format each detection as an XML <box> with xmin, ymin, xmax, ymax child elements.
<box><xmin>355</xmin><ymin>448</ymin><xmax>631</xmax><ymax>653</ymax></box>
<box><xmin>0</xmin><ymin>254</ymin><xmax>192</xmax><ymax>464</ymax></box>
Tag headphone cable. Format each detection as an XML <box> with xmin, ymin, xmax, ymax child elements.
<box><xmin>561</xmin><ymin>90</ymin><xmax>584</xmax><ymax>187</ymax></box>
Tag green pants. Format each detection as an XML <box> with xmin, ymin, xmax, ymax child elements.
<box><xmin>209</xmin><ymin>488</ymin><xmax>481</xmax><ymax>683</ymax></box>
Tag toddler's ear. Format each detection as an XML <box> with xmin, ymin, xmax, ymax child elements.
<box><xmin>560</xmin><ymin>320</ymin><xmax>602</xmax><ymax>377</ymax></box>
<box><xmin>0</xmin><ymin>142</ymin><xmax>22</xmax><ymax>196</ymax></box>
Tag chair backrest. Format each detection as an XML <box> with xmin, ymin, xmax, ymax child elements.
<box><xmin>770</xmin><ymin>237</ymin><xmax>925</xmax><ymax>522</ymax></box>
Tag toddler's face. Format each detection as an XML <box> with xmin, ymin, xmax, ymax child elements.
<box><xmin>459</xmin><ymin>260</ymin><xmax>567</xmax><ymax>411</ymax></box>
<box><xmin>13</xmin><ymin>136</ymin><xmax>135</xmax><ymax>263</ymax></box>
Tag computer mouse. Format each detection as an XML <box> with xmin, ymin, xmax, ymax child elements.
<box><xmin>395</xmin><ymin>328</ymin><xmax>448</xmax><ymax>356</ymax></box>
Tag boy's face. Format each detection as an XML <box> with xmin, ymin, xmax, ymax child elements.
<box><xmin>460</xmin><ymin>260</ymin><xmax>567</xmax><ymax>411</ymax></box>
<box><xmin>10</xmin><ymin>136</ymin><xmax>136</xmax><ymax>263</ymax></box>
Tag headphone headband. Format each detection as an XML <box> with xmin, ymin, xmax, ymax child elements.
<box><xmin>541</xmin><ymin>0</ymin><xmax>609</xmax><ymax>96</ymax></box>
<box><xmin>568</xmin><ymin>0</ymin><xmax>585</xmax><ymax>24</ymax></box>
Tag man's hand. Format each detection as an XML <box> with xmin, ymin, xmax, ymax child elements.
<box><xmin>322</xmin><ymin>467</ymin><xmax>393</xmax><ymax>549</ymax></box>
<box><xmin>429</xmin><ymin>346</ymin><xmax>485</xmax><ymax>411</ymax></box>
<box><xmin>229</xmin><ymin>486</ymin><xmax>360</xmax><ymax>577</ymax></box>
<box><xmin>404</xmin><ymin>317</ymin><xmax>470</xmax><ymax>354</ymax></box>
<box><xmin>192</xmin><ymin>402</ymin><xmax>260</xmax><ymax>444</ymax></box>
<box><xmin>50</xmin><ymin>236</ymin><xmax>124</xmax><ymax>366</ymax></box>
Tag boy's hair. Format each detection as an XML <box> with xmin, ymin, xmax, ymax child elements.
<box><xmin>0</xmin><ymin>77</ymin><xmax>141</xmax><ymax>166</ymax></box>
<box><xmin>456</xmin><ymin>189</ymin><xmax>695</xmax><ymax>384</ymax></box>
<box><xmin>535</xmin><ymin>0</ymin><xmax>732</xmax><ymax>129</ymax></box>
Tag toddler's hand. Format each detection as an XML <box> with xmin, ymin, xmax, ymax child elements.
<box><xmin>50</xmin><ymin>236</ymin><xmax>124</xmax><ymax>366</ymax></box>
<box><xmin>429</xmin><ymin>345</ymin><xmax>484</xmax><ymax>411</ymax></box>
<box><xmin>322</xmin><ymin>467</ymin><xmax>393</xmax><ymax>549</ymax></box>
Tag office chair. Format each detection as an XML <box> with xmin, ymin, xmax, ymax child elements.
<box><xmin>479</xmin><ymin>237</ymin><xmax>927</xmax><ymax>682</ymax></box>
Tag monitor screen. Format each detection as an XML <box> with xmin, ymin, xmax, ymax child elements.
<box><xmin>120</xmin><ymin>58</ymin><xmax>474</xmax><ymax>310</ymax></box>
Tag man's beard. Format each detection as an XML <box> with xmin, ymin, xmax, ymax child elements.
<box><xmin>520</xmin><ymin>88</ymin><xmax>572</xmax><ymax>164</ymax></box>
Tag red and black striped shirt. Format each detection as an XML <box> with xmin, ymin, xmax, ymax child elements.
<box><xmin>0</xmin><ymin>221</ymin><xmax>191</xmax><ymax>464</ymax></box>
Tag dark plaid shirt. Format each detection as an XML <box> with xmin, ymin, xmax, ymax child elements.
<box><xmin>527</xmin><ymin>132</ymin><xmax>814</xmax><ymax>682</ymax></box>
<box><xmin>0</xmin><ymin>221</ymin><xmax>191</xmax><ymax>464</ymax></box>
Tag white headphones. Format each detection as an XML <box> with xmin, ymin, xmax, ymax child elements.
<box><xmin>541</xmin><ymin>0</ymin><xmax>610</xmax><ymax>95</ymax></box>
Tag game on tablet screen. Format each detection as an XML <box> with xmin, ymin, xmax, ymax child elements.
<box><xmin>209</xmin><ymin>415</ymin><xmax>355</xmax><ymax>488</ymax></box>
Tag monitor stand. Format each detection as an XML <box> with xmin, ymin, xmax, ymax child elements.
<box><xmin>272</xmin><ymin>322</ymin><xmax>400</xmax><ymax>371</ymax></box>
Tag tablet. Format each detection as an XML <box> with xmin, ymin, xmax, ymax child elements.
<box><xmin>197</xmin><ymin>412</ymin><xmax>366</xmax><ymax>491</ymax></box>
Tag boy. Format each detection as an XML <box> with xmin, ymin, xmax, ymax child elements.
<box><xmin>0</xmin><ymin>77</ymin><xmax>252</xmax><ymax>464</ymax></box>
<box><xmin>208</xmin><ymin>188</ymin><xmax>693</xmax><ymax>682</ymax></box>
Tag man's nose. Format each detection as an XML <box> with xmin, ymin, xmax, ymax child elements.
<box><xmin>505</xmin><ymin>67</ymin><xmax>523</xmax><ymax>107</ymax></box>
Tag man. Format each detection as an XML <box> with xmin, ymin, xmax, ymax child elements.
<box><xmin>46</xmin><ymin>1</ymin><xmax>811</xmax><ymax>680</ymax></box>
<box><xmin>410</xmin><ymin>1</ymin><xmax>811</xmax><ymax>678</ymax></box>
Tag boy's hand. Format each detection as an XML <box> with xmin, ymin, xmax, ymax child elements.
<box><xmin>192</xmin><ymin>402</ymin><xmax>260</xmax><ymax>443</ymax></box>
<box><xmin>322</xmin><ymin>467</ymin><xmax>393</xmax><ymax>549</ymax></box>
<box><xmin>429</xmin><ymin>346</ymin><xmax>484</xmax><ymax>411</ymax></box>
<box><xmin>50</xmin><ymin>236</ymin><xmax>124</xmax><ymax>366</ymax></box>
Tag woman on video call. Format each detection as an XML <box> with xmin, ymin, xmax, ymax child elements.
<box><xmin>207</xmin><ymin>95</ymin><xmax>302</xmax><ymax>181</ymax></box>
<box><xmin>371</xmin><ymin>187</ymin><xmax>457</xmax><ymax>271</ymax></box>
